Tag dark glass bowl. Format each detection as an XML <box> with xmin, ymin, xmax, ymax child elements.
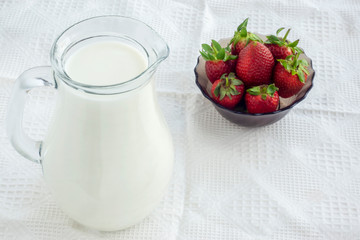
<box><xmin>194</xmin><ymin>35</ymin><xmax>315</xmax><ymax>127</ymax></box>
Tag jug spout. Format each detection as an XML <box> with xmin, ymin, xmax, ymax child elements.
<box><xmin>149</xmin><ymin>41</ymin><xmax>169</xmax><ymax>72</ymax></box>
<box><xmin>139</xmin><ymin>24</ymin><xmax>170</xmax><ymax>74</ymax></box>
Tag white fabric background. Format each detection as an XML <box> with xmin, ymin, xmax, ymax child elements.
<box><xmin>0</xmin><ymin>0</ymin><xmax>360</xmax><ymax>239</ymax></box>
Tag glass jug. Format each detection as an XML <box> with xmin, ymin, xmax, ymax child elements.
<box><xmin>6</xmin><ymin>16</ymin><xmax>174</xmax><ymax>231</ymax></box>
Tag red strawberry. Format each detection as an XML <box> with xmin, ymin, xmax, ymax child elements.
<box><xmin>245</xmin><ymin>84</ymin><xmax>279</xmax><ymax>114</ymax></box>
<box><xmin>230</xmin><ymin>18</ymin><xmax>263</xmax><ymax>55</ymax></box>
<box><xmin>265</xmin><ymin>44</ymin><xmax>292</xmax><ymax>60</ymax></box>
<box><xmin>226</xmin><ymin>59</ymin><xmax>237</xmax><ymax>72</ymax></box>
<box><xmin>200</xmin><ymin>40</ymin><xmax>237</xmax><ymax>83</ymax></box>
<box><xmin>211</xmin><ymin>72</ymin><xmax>245</xmax><ymax>109</ymax></box>
<box><xmin>273</xmin><ymin>53</ymin><xmax>309</xmax><ymax>98</ymax></box>
<box><xmin>236</xmin><ymin>41</ymin><xmax>275</xmax><ymax>87</ymax></box>
<box><xmin>265</xmin><ymin>28</ymin><xmax>301</xmax><ymax>59</ymax></box>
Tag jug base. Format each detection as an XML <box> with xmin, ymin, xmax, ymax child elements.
<box><xmin>67</xmin><ymin>203</ymin><xmax>159</xmax><ymax>232</ymax></box>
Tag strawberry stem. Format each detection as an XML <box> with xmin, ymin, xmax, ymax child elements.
<box><xmin>283</xmin><ymin>28</ymin><xmax>291</xmax><ymax>42</ymax></box>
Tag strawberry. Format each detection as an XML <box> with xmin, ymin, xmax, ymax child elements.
<box><xmin>273</xmin><ymin>53</ymin><xmax>309</xmax><ymax>98</ymax></box>
<box><xmin>211</xmin><ymin>72</ymin><xmax>245</xmax><ymax>109</ymax></box>
<box><xmin>245</xmin><ymin>84</ymin><xmax>279</xmax><ymax>114</ymax></box>
<box><xmin>265</xmin><ymin>28</ymin><xmax>302</xmax><ymax>59</ymax></box>
<box><xmin>236</xmin><ymin>41</ymin><xmax>275</xmax><ymax>87</ymax></box>
<box><xmin>200</xmin><ymin>40</ymin><xmax>237</xmax><ymax>83</ymax></box>
<box><xmin>230</xmin><ymin>18</ymin><xmax>263</xmax><ymax>55</ymax></box>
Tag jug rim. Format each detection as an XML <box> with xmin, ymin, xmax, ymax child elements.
<box><xmin>50</xmin><ymin>15</ymin><xmax>170</xmax><ymax>95</ymax></box>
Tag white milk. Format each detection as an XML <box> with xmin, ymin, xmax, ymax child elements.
<box><xmin>41</xmin><ymin>41</ymin><xmax>173</xmax><ymax>231</ymax></box>
<box><xmin>64</xmin><ymin>41</ymin><xmax>148</xmax><ymax>85</ymax></box>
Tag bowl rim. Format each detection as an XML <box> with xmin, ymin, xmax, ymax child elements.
<box><xmin>194</xmin><ymin>47</ymin><xmax>315</xmax><ymax>116</ymax></box>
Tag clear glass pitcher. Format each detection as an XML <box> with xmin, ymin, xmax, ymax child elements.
<box><xmin>6</xmin><ymin>16</ymin><xmax>173</xmax><ymax>231</ymax></box>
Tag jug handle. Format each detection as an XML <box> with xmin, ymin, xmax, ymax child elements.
<box><xmin>6</xmin><ymin>66</ymin><xmax>55</xmax><ymax>163</ymax></box>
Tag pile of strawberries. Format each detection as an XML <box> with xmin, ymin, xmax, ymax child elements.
<box><xmin>200</xmin><ymin>18</ymin><xmax>309</xmax><ymax>114</ymax></box>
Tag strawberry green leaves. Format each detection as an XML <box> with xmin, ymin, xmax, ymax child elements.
<box><xmin>247</xmin><ymin>84</ymin><xmax>278</xmax><ymax>100</ymax></box>
<box><xmin>246</xmin><ymin>86</ymin><xmax>261</xmax><ymax>95</ymax></box>
<box><xmin>276</xmin><ymin>27</ymin><xmax>285</xmax><ymax>36</ymax></box>
<box><xmin>266</xmin><ymin>35</ymin><xmax>284</xmax><ymax>46</ymax></box>
<box><xmin>266</xmin><ymin>28</ymin><xmax>302</xmax><ymax>54</ymax></box>
<box><xmin>214</xmin><ymin>73</ymin><xmax>243</xmax><ymax>100</ymax></box>
<box><xmin>248</xmin><ymin>33</ymin><xmax>263</xmax><ymax>43</ymax></box>
<box><xmin>212</xmin><ymin>40</ymin><xmax>222</xmax><ymax>52</ymax></box>
<box><xmin>267</xmin><ymin>84</ymin><xmax>278</xmax><ymax>96</ymax></box>
<box><xmin>230</xmin><ymin>18</ymin><xmax>263</xmax><ymax>49</ymax></box>
<box><xmin>277</xmin><ymin>53</ymin><xmax>309</xmax><ymax>83</ymax></box>
<box><xmin>200</xmin><ymin>40</ymin><xmax>237</xmax><ymax>61</ymax></box>
<box><xmin>288</xmin><ymin>39</ymin><xmax>299</xmax><ymax>48</ymax></box>
<box><xmin>237</xmin><ymin>18</ymin><xmax>249</xmax><ymax>32</ymax></box>
<box><xmin>213</xmin><ymin>83</ymin><xmax>222</xmax><ymax>99</ymax></box>
<box><xmin>201</xmin><ymin>43</ymin><xmax>213</xmax><ymax>53</ymax></box>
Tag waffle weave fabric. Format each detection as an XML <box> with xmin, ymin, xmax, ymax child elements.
<box><xmin>0</xmin><ymin>0</ymin><xmax>359</xmax><ymax>239</ymax></box>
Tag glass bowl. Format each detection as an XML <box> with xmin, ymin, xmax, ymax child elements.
<box><xmin>194</xmin><ymin>35</ymin><xmax>315</xmax><ymax>127</ymax></box>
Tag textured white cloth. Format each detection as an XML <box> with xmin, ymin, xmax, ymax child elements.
<box><xmin>1</xmin><ymin>0</ymin><xmax>360</xmax><ymax>239</ymax></box>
